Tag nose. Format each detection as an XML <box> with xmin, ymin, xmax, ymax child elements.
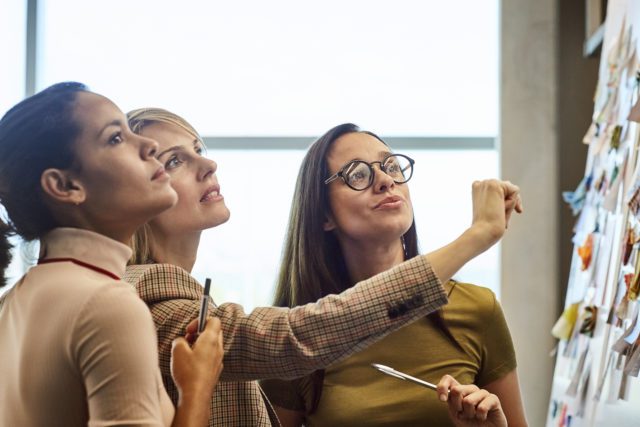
<box><xmin>372</xmin><ymin>164</ymin><xmax>394</xmax><ymax>193</ymax></box>
<box><xmin>198</xmin><ymin>157</ymin><xmax>218</xmax><ymax>182</ymax></box>
<box><xmin>138</xmin><ymin>134</ymin><xmax>159</xmax><ymax>160</ymax></box>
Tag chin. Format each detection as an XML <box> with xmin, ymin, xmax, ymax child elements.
<box><xmin>158</xmin><ymin>188</ymin><xmax>179</xmax><ymax>209</ymax></box>
<box><xmin>204</xmin><ymin>208</ymin><xmax>231</xmax><ymax>230</ymax></box>
<box><xmin>145</xmin><ymin>192</ymin><xmax>179</xmax><ymax>220</ymax></box>
<box><xmin>377</xmin><ymin>220</ymin><xmax>413</xmax><ymax>240</ymax></box>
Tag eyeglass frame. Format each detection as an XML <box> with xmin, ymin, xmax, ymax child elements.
<box><xmin>324</xmin><ymin>153</ymin><xmax>415</xmax><ymax>191</ymax></box>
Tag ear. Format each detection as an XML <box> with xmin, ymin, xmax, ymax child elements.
<box><xmin>323</xmin><ymin>213</ymin><xmax>336</xmax><ymax>232</ymax></box>
<box><xmin>40</xmin><ymin>168</ymin><xmax>86</xmax><ymax>205</ymax></box>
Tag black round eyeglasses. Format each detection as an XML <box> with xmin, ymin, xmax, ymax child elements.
<box><xmin>324</xmin><ymin>153</ymin><xmax>415</xmax><ymax>191</ymax></box>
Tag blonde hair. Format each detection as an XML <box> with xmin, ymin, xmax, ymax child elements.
<box><xmin>126</xmin><ymin>108</ymin><xmax>203</xmax><ymax>265</ymax></box>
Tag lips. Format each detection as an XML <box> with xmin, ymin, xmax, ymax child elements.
<box><xmin>200</xmin><ymin>184</ymin><xmax>221</xmax><ymax>202</ymax></box>
<box><xmin>151</xmin><ymin>166</ymin><xmax>167</xmax><ymax>181</ymax></box>
<box><xmin>374</xmin><ymin>195</ymin><xmax>403</xmax><ymax>209</ymax></box>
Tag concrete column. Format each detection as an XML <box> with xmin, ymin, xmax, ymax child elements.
<box><xmin>500</xmin><ymin>1</ymin><xmax>558</xmax><ymax>425</ymax></box>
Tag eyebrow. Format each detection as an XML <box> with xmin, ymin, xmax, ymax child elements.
<box><xmin>97</xmin><ymin>119</ymin><xmax>124</xmax><ymax>138</ymax></box>
<box><xmin>157</xmin><ymin>139</ymin><xmax>202</xmax><ymax>159</ymax></box>
<box><xmin>157</xmin><ymin>145</ymin><xmax>184</xmax><ymax>160</ymax></box>
<box><xmin>345</xmin><ymin>151</ymin><xmax>393</xmax><ymax>164</ymax></box>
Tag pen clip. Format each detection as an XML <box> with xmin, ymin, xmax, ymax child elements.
<box><xmin>203</xmin><ymin>278</ymin><xmax>211</xmax><ymax>297</ymax></box>
<box><xmin>371</xmin><ymin>363</ymin><xmax>438</xmax><ymax>391</ymax></box>
<box><xmin>371</xmin><ymin>363</ymin><xmax>407</xmax><ymax>381</ymax></box>
<box><xmin>198</xmin><ymin>278</ymin><xmax>212</xmax><ymax>334</ymax></box>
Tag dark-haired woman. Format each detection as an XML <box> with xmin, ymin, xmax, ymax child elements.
<box><xmin>0</xmin><ymin>83</ymin><xmax>223</xmax><ymax>426</ymax></box>
<box><xmin>260</xmin><ymin>124</ymin><xmax>528</xmax><ymax>427</ymax></box>
<box><xmin>124</xmin><ymin>109</ymin><xmax>522</xmax><ymax>426</ymax></box>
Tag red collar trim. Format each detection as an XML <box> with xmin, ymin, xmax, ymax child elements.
<box><xmin>38</xmin><ymin>257</ymin><xmax>120</xmax><ymax>281</ymax></box>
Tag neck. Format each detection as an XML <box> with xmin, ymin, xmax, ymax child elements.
<box><xmin>51</xmin><ymin>206</ymin><xmax>140</xmax><ymax>245</ymax></box>
<box><xmin>59</xmin><ymin>220</ymin><xmax>135</xmax><ymax>246</ymax></box>
<box><xmin>339</xmin><ymin>236</ymin><xmax>406</xmax><ymax>283</ymax></box>
<box><xmin>149</xmin><ymin>228</ymin><xmax>201</xmax><ymax>272</ymax></box>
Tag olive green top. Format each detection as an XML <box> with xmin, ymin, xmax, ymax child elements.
<box><xmin>261</xmin><ymin>281</ymin><xmax>516</xmax><ymax>427</ymax></box>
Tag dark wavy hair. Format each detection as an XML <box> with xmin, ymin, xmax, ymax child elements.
<box><xmin>0</xmin><ymin>82</ymin><xmax>88</xmax><ymax>286</ymax></box>
<box><xmin>272</xmin><ymin>123</ymin><xmax>458</xmax><ymax>412</ymax></box>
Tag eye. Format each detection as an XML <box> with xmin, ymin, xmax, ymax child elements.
<box><xmin>108</xmin><ymin>132</ymin><xmax>123</xmax><ymax>145</ymax></box>
<box><xmin>384</xmin><ymin>157</ymin><xmax>406</xmax><ymax>176</ymax></box>
<box><xmin>347</xmin><ymin>167</ymin><xmax>369</xmax><ymax>184</ymax></box>
<box><xmin>387</xmin><ymin>162</ymin><xmax>401</xmax><ymax>173</ymax></box>
<box><xmin>165</xmin><ymin>154</ymin><xmax>184</xmax><ymax>170</ymax></box>
<box><xmin>195</xmin><ymin>145</ymin><xmax>204</xmax><ymax>156</ymax></box>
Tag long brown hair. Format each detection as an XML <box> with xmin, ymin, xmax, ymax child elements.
<box><xmin>272</xmin><ymin>123</ymin><xmax>457</xmax><ymax>412</ymax></box>
<box><xmin>274</xmin><ymin>123</ymin><xmax>418</xmax><ymax>306</ymax></box>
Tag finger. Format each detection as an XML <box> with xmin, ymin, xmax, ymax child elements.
<box><xmin>505</xmin><ymin>205</ymin><xmax>514</xmax><ymax>228</ymax></box>
<box><xmin>460</xmin><ymin>388</ymin><xmax>488</xmax><ymax>419</ymax></box>
<box><xmin>217</xmin><ymin>329</ymin><xmax>224</xmax><ymax>350</ymax></box>
<box><xmin>171</xmin><ymin>337</ymin><xmax>192</xmax><ymax>363</ymax></box>
<box><xmin>475</xmin><ymin>393</ymin><xmax>500</xmax><ymax>421</ymax></box>
<box><xmin>450</xmin><ymin>384</ymin><xmax>480</xmax><ymax>418</ymax></box>
<box><xmin>504</xmin><ymin>191</ymin><xmax>520</xmax><ymax>226</ymax></box>
<box><xmin>500</xmin><ymin>180</ymin><xmax>520</xmax><ymax>197</ymax></box>
<box><xmin>204</xmin><ymin>317</ymin><xmax>222</xmax><ymax>334</ymax></box>
<box><xmin>185</xmin><ymin>317</ymin><xmax>199</xmax><ymax>335</ymax></box>
<box><xmin>448</xmin><ymin>384</ymin><xmax>466</xmax><ymax>413</ymax></box>
<box><xmin>515</xmin><ymin>195</ymin><xmax>524</xmax><ymax>213</ymax></box>
<box><xmin>184</xmin><ymin>332</ymin><xmax>197</xmax><ymax>345</ymax></box>
<box><xmin>212</xmin><ymin>328</ymin><xmax>225</xmax><ymax>360</ymax></box>
<box><xmin>436</xmin><ymin>375</ymin><xmax>458</xmax><ymax>403</ymax></box>
<box><xmin>505</xmin><ymin>198</ymin><xmax>517</xmax><ymax>214</ymax></box>
<box><xmin>193</xmin><ymin>317</ymin><xmax>222</xmax><ymax>349</ymax></box>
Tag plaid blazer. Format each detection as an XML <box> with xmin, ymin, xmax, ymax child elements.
<box><xmin>125</xmin><ymin>255</ymin><xmax>446</xmax><ymax>426</ymax></box>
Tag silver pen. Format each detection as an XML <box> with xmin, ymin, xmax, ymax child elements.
<box><xmin>198</xmin><ymin>278</ymin><xmax>212</xmax><ymax>334</ymax></box>
<box><xmin>371</xmin><ymin>363</ymin><xmax>437</xmax><ymax>391</ymax></box>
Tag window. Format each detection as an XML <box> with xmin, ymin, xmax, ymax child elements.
<box><xmin>0</xmin><ymin>0</ymin><xmax>26</xmax><ymax>114</ymax></box>
<box><xmin>4</xmin><ymin>0</ymin><xmax>500</xmax><ymax>307</ymax></box>
<box><xmin>0</xmin><ymin>0</ymin><xmax>27</xmax><ymax>292</ymax></box>
<box><xmin>38</xmin><ymin>0</ymin><xmax>497</xmax><ymax>136</ymax></box>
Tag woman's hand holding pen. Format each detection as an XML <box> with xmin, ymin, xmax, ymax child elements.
<box><xmin>170</xmin><ymin>317</ymin><xmax>224</xmax><ymax>426</ymax></box>
<box><xmin>174</xmin><ymin>317</ymin><xmax>224</xmax><ymax>395</ymax></box>
<box><xmin>437</xmin><ymin>375</ymin><xmax>507</xmax><ymax>427</ymax></box>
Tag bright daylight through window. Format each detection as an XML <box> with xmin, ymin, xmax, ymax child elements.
<box><xmin>4</xmin><ymin>0</ymin><xmax>499</xmax><ymax>308</ymax></box>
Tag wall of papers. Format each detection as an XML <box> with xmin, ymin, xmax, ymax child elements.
<box><xmin>547</xmin><ymin>1</ymin><xmax>640</xmax><ymax>426</ymax></box>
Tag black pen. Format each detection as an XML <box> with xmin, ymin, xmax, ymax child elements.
<box><xmin>198</xmin><ymin>278</ymin><xmax>212</xmax><ymax>334</ymax></box>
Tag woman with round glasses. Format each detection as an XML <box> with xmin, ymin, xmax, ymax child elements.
<box><xmin>124</xmin><ymin>109</ymin><xmax>522</xmax><ymax>426</ymax></box>
<box><xmin>260</xmin><ymin>123</ymin><xmax>528</xmax><ymax>427</ymax></box>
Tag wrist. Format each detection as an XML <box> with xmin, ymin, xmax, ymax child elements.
<box><xmin>174</xmin><ymin>386</ymin><xmax>211</xmax><ymax>427</ymax></box>
<box><xmin>177</xmin><ymin>383</ymin><xmax>211</xmax><ymax>405</ymax></box>
<box><xmin>461</xmin><ymin>225</ymin><xmax>495</xmax><ymax>257</ymax></box>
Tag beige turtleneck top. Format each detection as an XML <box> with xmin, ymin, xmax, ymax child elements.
<box><xmin>0</xmin><ymin>227</ymin><xmax>175</xmax><ymax>426</ymax></box>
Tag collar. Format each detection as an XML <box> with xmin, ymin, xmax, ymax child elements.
<box><xmin>40</xmin><ymin>227</ymin><xmax>132</xmax><ymax>279</ymax></box>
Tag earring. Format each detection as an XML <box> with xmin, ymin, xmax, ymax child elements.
<box><xmin>401</xmin><ymin>235</ymin><xmax>408</xmax><ymax>259</ymax></box>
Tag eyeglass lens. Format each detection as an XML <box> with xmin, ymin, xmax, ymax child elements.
<box><xmin>345</xmin><ymin>155</ymin><xmax>412</xmax><ymax>190</ymax></box>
